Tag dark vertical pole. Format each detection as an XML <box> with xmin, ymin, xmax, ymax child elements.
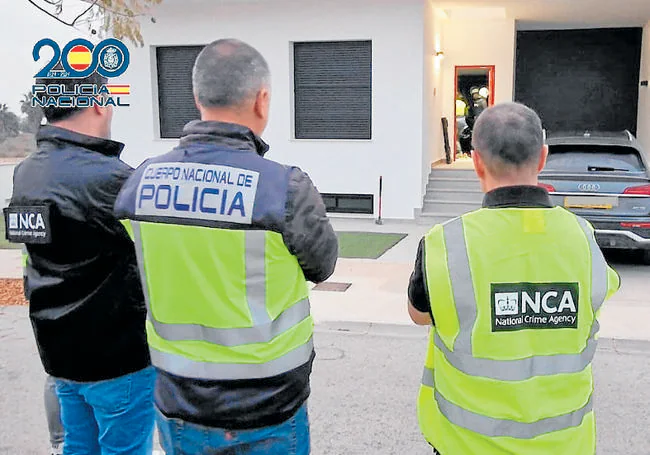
<box><xmin>376</xmin><ymin>176</ymin><xmax>383</xmax><ymax>225</ymax></box>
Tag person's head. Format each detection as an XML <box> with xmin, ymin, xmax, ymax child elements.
<box><xmin>192</xmin><ymin>39</ymin><xmax>271</xmax><ymax>135</ymax></box>
<box><xmin>36</xmin><ymin>71</ymin><xmax>113</xmax><ymax>139</ymax></box>
<box><xmin>470</xmin><ymin>86</ymin><xmax>480</xmax><ymax>101</ymax></box>
<box><xmin>471</xmin><ymin>102</ymin><xmax>548</xmax><ymax>192</ymax></box>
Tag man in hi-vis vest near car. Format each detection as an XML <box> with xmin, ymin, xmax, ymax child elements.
<box><xmin>115</xmin><ymin>39</ymin><xmax>338</xmax><ymax>454</ymax></box>
<box><xmin>408</xmin><ymin>102</ymin><xmax>620</xmax><ymax>455</ymax></box>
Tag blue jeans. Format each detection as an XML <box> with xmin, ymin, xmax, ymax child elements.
<box><xmin>55</xmin><ymin>366</ymin><xmax>156</xmax><ymax>455</ymax></box>
<box><xmin>156</xmin><ymin>403</ymin><xmax>310</xmax><ymax>455</ymax></box>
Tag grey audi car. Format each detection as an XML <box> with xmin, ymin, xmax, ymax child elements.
<box><xmin>539</xmin><ymin>131</ymin><xmax>650</xmax><ymax>264</ymax></box>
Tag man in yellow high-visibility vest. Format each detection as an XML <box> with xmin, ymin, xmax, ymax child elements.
<box><xmin>408</xmin><ymin>102</ymin><xmax>620</xmax><ymax>455</ymax></box>
<box><xmin>115</xmin><ymin>39</ymin><xmax>338</xmax><ymax>455</ymax></box>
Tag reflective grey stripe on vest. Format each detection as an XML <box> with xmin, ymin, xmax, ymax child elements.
<box><xmin>132</xmin><ymin>222</ymin><xmax>310</xmax><ymax>347</ymax></box>
<box><xmin>421</xmin><ymin>369</ymin><xmax>594</xmax><ymax>438</ymax></box>
<box><xmin>433</xmin><ymin>381</ymin><xmax>593</xmax><ymax>439</ymax></box>
<box><xmin>422</xmin><ymin>366</ymin><xmax>434</xmax><ymax>388</ymax></box>
<box><xmin>422</xmin><ymin>320</ymin><xmax>602</xmax><ymax>385</ymax></box>
<box><xmin>575</xmin><ymin>217</ymin><xmax>608</xmax><ymax>314</ymax></box>
<box><xmin>131</xmin><ymin>221</ymin><xmax>153</xmax><ymax>314</ymax></box>
<box><xmin>437</xmin><ymin>216</ymin><xmax>609</xmax><ymax>381</ymax></box>
<box><xmin>443</xmin><ymin>218</ymin><xmax>476</xmax><ymax>354</ymax></box>
<box><xmin>245</xmin><ymin>230</ymin><xmax>273</xmax><ymax>325</ymax></box>
<box><xmin>146</xmin><ymin>298</ymin><xmax>310</xmax><ymax>346</ymax></box>
<box><xmin>430</xmin><ymin>318</ymin><xmax>601</xmax><ymax>382</ymax></box>
<box><xmin>149</xmin><ymin>337</ymin><xmax>315</xmax><ymax>380</ymax></box>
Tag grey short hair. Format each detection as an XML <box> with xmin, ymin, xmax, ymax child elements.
<box><xmin>192</xmin><ymin>39</ymin><xmax>270</xmax><ymax>108</ymax></box>
<box><xmin>472</xmin><ymin>102</ymin><xmax>544</xmax><ymax>170</ymax></box>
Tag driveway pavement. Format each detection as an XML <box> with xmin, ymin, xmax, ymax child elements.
<box><xmin>1</xmin><ymin>309</ymin><xmax>649</xmax><ymax>455</ymax></box>
<box><xmin>1</xmin><ymin>218</ymin><xmax>648</xmax><ymax>453</ymax></box>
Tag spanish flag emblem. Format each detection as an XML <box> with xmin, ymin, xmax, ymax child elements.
<box><xmin>106</xmin><ymin>85</ymin><xmax>131</xmax><ymax>95</ymax></box>
<box><xmin>67</xmin><ymin>45</ymin><xmax>93</xmax><ymax>72</ymax></box>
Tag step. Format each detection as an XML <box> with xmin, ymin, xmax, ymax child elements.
<box><xmin>416</xmin><ymin>213</ymin><xmax>460</xmax><ymax>226</ymax></box>
<box><xmin>424</xmin><ymin>189</ymin><xmax>484</xmax><ymax>203</ymax></box>
<box><xmin>422</xmin><ymin>200</ymin><xmax>482</xmax><ymax>215</ymax></box>
<box><xmin>427</xmin><ymin>177</ymin><xmax>482</xmax><ymax>191</ymax></box>
<box><xmin>428</xmin><ymin>174</ymin><xmax>479</xmax><ymax>183</ymax></box>
<box><xmin>429</xmin><ymin>169</ymin><xmax>477</xmax><ymax>179</ymax></box>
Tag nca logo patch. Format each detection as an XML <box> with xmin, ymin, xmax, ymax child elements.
<box><xmin>8</xmin><ymin>213</ymin><xmax>18</xmax><ymax>229</ymax></box>
<box><xmin>3</xmin><ymin>205</ymin><xmax>52</xmax><ymax>244</ymax></box>
<box><xmin>494</xmin><ymin>292</ymin><xmax>519</xmax><ymax>316</ymax></box>
<box><xmin>491</xmin><ymin>282</ymin><xmax>579</xmax><ymax>332</ymax></box>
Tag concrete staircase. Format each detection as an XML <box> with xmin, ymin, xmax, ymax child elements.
<box><xmin>417</xmin><ymin>168</ymin><xmax>484</xmax><ymax>225</ymax></box>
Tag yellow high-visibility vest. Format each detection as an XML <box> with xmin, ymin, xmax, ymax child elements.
<box><xmin>123</xmin><ymin>220</ymin><xmax>313</xmax><ymax>381</ymax></box>
<box><xmin>418</xmin><ymin>207</ymin><xmax>620</xmax><ymax>455</ymax></box>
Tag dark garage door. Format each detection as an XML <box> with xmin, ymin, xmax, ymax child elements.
<box><xmin>515</xmin><ymin>28</ymin><xmax>642</xmax><ymax>134</ymax></box>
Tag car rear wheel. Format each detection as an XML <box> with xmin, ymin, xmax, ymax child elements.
<box><xmin>642</xmin><ymin>249</ymin><xmax>650</xmax><ymax>265</ymax></box>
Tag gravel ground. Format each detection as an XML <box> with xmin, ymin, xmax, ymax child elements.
<box><xmin>0</xmin><ymin>279</ymin><xmax>26</xmax><ymax>306</ymax></box>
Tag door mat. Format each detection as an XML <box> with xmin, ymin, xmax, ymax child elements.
<box><xmin>336</xmin><ymin>232</ymin><xmax>407</xmax><ymax>259</ymax></box>
<box><xmin>313</xmin><ymin>282</ymin><xmax>352</xmax><ymax>292</ymax></box>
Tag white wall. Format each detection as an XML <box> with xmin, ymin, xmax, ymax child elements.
<box><xmin>433</xmin><ymin>10</ymin><xmax>446</xmax><ymax>163</ymax></box>
<box><xmin>422</xmin><ymin>0</ymin><xmax>435</xmax><ymax>198</ymax></box>
<box><xmin>637</xmin><ymin>22</ymin><xmax>650</xmax><ymax>154</ymax></box>
<box><xmin>421</xmin><ymin>2</ymin><xmax>445</xmax><ymax>199</ymax></box>
<box><xmin>440</xmin><ymin>14</ymin><xmax>516</xmax><ymax>134</ymax></box>
<box><xmin>0</xmin><ymin>164</ymin><xmax>16</xmax><ymax>210</ymax></box>
<box><xmin>113</xmin><ymin>0</ymin><xmax>426</xmax><ymax>219</ymax></box>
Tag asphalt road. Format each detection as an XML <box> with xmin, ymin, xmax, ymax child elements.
<box><xmin>1</xmin><ymin>309</ymin><xmax>649</xmax><ymax>455</ymax></box>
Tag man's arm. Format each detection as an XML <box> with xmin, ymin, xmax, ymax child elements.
<box><xmin>408</xmin><ymin>238</ymin><xmax>433</xmax><ymax>326</ymax></box>
<box><xmin>282</xmin><ymin>168</ymin><xmax>338</xmax><ymax>283</ymax></box>
<box><xmin>606</xmin><ymin>265</ymin><xmax>621</xmax><ymax>300</ymax></box>
<box><xmin>409</xmin><ymin>301</ymin><xmax>432</xmax><ymax>326</ymax></box>
<box><xmin>87</xmin><ymin>163</ymin><xmax>134</xmax><ymax>242</ymax></box>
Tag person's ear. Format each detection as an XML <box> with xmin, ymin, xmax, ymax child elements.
<box><xmin>473</xmin><ymin>149</ymin><xmax>486</xmax><ymax>180</ymax></box>
<box><xmin>253</xmin><ymin>88</ymin><xmax>270</xmax><ymax>121</ymax></box>
<box><xmin>92</xmin><ymin>104</ymin><xmax>112</xmax><ymax>119</ymax></box>
<box><xmin>537</xmin><ymin>145</ymin><xmax>549</xmax><ymax>173</ymax></box>
<box><xmin>92</xmin><ymin>103</ymin><xmax>104</xmax><ymax>117</ymax></box>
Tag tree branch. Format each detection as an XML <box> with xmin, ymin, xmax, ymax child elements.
<box><xmin>26</xmin><ymin>0</ymin><xmax>98</xmax><ymax>28</ymax></box>
<box><xmin>27</xmin><ymin>0</ymin><xmax>161</xmax><ymax>47</ymax></box>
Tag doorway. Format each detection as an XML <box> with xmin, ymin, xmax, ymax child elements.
<box><xmin>454</xmin><ymin>66</ymin><xmax>495</xmax><ymax>162</ymax></box>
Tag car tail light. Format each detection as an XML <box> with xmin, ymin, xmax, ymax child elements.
<box><xmin>621</xmin><ymin>222</ymin><xmax>650</xmax><ymax>229</ymax></box>
<box><xmin>538</xmin><ymin>183</ymin><xmax>556</xmax><ymax>192</ymax></box>
<box><xmin>623</xmin><ymin>184</ymin><xmax>650</xmax><ymax>195</ymax></box>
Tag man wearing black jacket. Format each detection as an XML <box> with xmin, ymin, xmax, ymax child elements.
<box><xmin>6</xmin><ymin>72</ymin><xmax>154</xmax><ymax>454</ymax></box>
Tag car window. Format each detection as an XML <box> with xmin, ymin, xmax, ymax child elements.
<box><xmin>545</xmin><ymin>145</ymin><xmax>645</xmax><ymax>173</ymax></box>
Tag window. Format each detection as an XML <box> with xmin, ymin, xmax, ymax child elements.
<box><xmin>156</xmin><ymin>46</ymin><xmax>203</xmax><ymax>138</ymax></box>
<box><xmin>321</xmin><ymin>193</ymin><xmax>374</xmax><ymax>214</ymax></box>
<box><xmin>293</xmin><ymin>41</ymin><xmax>372</xmax><ymax>140</ymax></box>
<box><xmin>546</xmin><ymin>145</ymin><xmax>645</xmax><ymax>173</ymax></box>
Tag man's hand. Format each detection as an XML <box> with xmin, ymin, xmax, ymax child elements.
<box><xmin>408</xmin><ymin>300</ymin><xmax>432</xmax><ymax>326</ymax></box>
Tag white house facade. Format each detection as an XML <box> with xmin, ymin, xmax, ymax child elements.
<box><xmin>108</xmin><ymin>0</ymin><xmax>650</xmax><ymax>220</ymax></box>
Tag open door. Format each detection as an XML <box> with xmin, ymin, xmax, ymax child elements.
<box><xmin>454</xmin><ymin>66</ymin><xmax>495</xmax><ymax>162</ymax></box>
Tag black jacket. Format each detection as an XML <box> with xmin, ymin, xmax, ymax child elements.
<box><xmin>10</xmin><ymin>125</ymin><xmax>150</xmax><ymax>381</ymax></box>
